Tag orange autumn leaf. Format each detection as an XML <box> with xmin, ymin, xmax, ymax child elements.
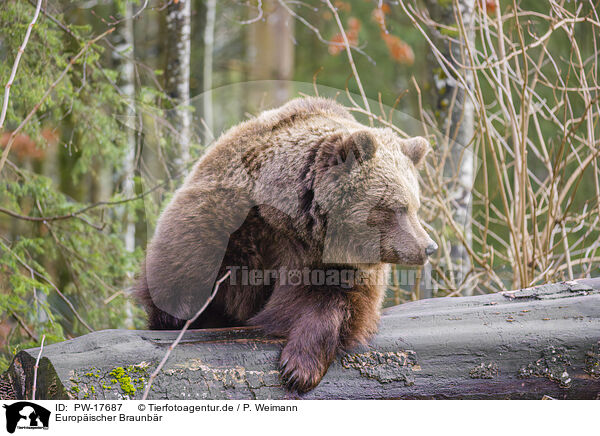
<box><xmin>328</xmin><ymin>18</ymin><xmax>361</xmax><ymax>56</ymax></box>
<box><xmin>347</xmin><ymin>17</ymin><xmax>361</xmax><ymax>32</ymax></box>
<box><xmin>373</xmin><ymin>5</ymin><xmax>393</xmax><ymax>39</ymax></box>
<box><xmin>334</xmin><ymin>1</ymin><xmax>352</xmax><ymax>12</ymax></box>
<box><xmin>381</xmin><ymin>33</ymin><xmax>414</xmax><ymax>65</ymax></box>
<box><xmin>372</xmin><ymin>8</ymin><xmax>386</xmax><ymax>31</ymax></box>
<box><xmin>0</xmin><ymin>128</ymin><xmax>59</xmax><ymax>160</ymax></box>
<box><xmin>479</xmin><ymin>0</ymin><xmax>497</xmax><ymax>14</ymax></box>
<box><xmin>328</xmin><ymin>34</ymin><xmax>346</xmax><ymax>55</ymax></box>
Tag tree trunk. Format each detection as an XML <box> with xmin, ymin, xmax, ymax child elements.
<box><xmin>164</xmin><ymin>0</ymin><xmax>192</xmax><ymax>177</ymax></box>
<box><xmin>423</xmin><ymin>0</ymin><xmax>475</xmax><ymax>296</ymax></box>
<box><xmin>202</xmin><ymin>0</ymin><xmax>216</xmax><ymax>140</ymax></box>
<box><xmin>113</xmin><ymin>2</ymin><xmax>137</xmax><ymax>327</ymax></box>
<box><xmin>246</xmin><ymin>0</ymin><xmax>295</xmax><ymax>111</ymax></box>
<box><xmin>2</xmin><ymin>278</ymin><xmax>599</xmax><ymax>400</ymax></box>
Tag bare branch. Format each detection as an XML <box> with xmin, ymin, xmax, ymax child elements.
<box><xmin>0</xmin><ymin>239</ymin><xmax>94</xmax><ymax>333</ymax></box>
<box><xmin>0</xmin><ymin>28</ymin><xmax>115</xmax><ymax>176</ymax></box>
<box><xmin>31</xmin><ymin>335</ymin><xmax>45</xmax><ymax>401</ymax></box>
<box><xmin>323</xmin><ymin>0</ymin><xmax>372</xmax><ymax>123</ymax></box>
<box><xmin>0</xmin><ymin>0</ymin><xmax>42</xmax><ymax>130</ymax></box>
<box><xmin>141</xmin><ymin>270</ymin><xmax>231</xmax><ymax>400</ymax></box>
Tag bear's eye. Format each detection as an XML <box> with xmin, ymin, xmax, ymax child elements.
<box><xmin>367</xmin><ymin>206</ymin><xmax>397</xmax><ymax>227</ymax></box>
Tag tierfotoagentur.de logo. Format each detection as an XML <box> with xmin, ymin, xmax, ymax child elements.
<box><xmin>2</xmin><ymin>402</ymin><xmax>50</xmax><ymax>434</ymax></box>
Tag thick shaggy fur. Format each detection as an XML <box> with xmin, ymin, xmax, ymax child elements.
<box><xmin>135</xmin><ymin>97</ymin><xmax>435</xmax><ymax>393</ymax></box>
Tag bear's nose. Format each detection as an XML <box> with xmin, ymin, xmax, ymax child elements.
<box><xmin>425</xmin><ymin>242</ymin><xmax>438</xmax><ymax>256</ymax></box>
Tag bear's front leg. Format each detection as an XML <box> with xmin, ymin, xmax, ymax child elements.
<box><xmin>278</xmin><ymin>293</ymin><xmax>347</xmax><ymax>393</ymax></box>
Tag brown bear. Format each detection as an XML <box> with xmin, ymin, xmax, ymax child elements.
<box><xmin>135</xmin><ymin>97</ymin><xmax>437</xmax><ymax>393</ymax></box>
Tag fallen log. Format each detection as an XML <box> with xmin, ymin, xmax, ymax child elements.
<box><xmin>2</xmin><ymin>278</ymin><xmax>600</xmax><ymax>400</ymax></box>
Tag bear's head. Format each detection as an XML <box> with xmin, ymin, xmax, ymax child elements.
<box><xmin>313</xmin><ymin>127</ymin><xmax>437</xmax><ymax>266</ymax></box>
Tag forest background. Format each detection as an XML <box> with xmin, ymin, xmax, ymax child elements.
<box><xmin>1</xmin><ymin>0</ymin><xmax>598</xmax><ymax>371</ymax></box>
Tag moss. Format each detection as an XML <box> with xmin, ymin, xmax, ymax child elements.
<box><xmin>66</xmin><ymin>364</ymin><xmax>150</xmax><ymax>399</ymax></box>
<box><xmin>107</xmin><ymin>364</ymin><xmax>149</xmax><ymax>398</ymax></box>
<box><xmin>109</xmin><ymin>367</ymin><xmax>136</xmax><ymax>396</ymax></box>
<box><xmin>584</xmin><ymin>343</ymin><xmax>600</xmax><ymax>378</ymax></box>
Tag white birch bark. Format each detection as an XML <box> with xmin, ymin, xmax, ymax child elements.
<box><xmin>113</xmin><ymin>2</ymin><xmax>137</xmax><ymax>327</ymax></box>
<box><xmin>423</xmin><ymin>0</ymin><xmax>475</xmax><ymax>296</ymax></box>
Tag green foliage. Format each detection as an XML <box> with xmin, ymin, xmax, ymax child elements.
<box><xmin>0</xmin><ymin>1</ymin><xmax>156</xmax><ymax>370</ymax></box>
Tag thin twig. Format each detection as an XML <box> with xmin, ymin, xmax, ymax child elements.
<box><xmin>239</xmin><ymin>0</ymin><xmax>263</xmax><ymax>24</ymax></box>
<box><xmin>0</xmin><ymin>0</ymin><xmax>42</xmax><ymax>130</ymax></box>
<box><xmin>0</xmin><ymin>239</ymin><xmax>94</xmax><ymax>332</ymax></box>
<box><xmin>323</xmin><ymin>0</ymin><xmax>372</xmax><ymax>124</ymax></box>
<box><xmin>0</xmin><ymin>179</ymin><xmax>165</xmax><ymax>225</ymax></box>
<box><xmin>276</xmin><ymin>0</ymin><xmax>375</xmax><ymax>65</ymax></box>
<box><xmin>0</xmin><ymin>28</ymin><xmax>115</xmax><ymax>176</ymax></box>
<box><xmin>141</xmin><ymin>270</ymin><xmax>231</xmax><ymax>400</ymax></box>
<box><xmin>10</xmin><ymin>310</ymin><xmax>39</xmax><ymax>342</ymax></box>
<box><xmin>31</xmin><ymin>334</ymin><xmax>45</xmax><ymax>401</ymax></box>
<box><xmin>107</xmin><ymin>0</ymin><xmax>149</xmax><ymax>25</ymax></box>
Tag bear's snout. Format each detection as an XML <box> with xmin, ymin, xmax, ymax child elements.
<box><xmin>366</xmin><ymin>208</ymin><xmax>438</xmax><ymax>266</ymax></box>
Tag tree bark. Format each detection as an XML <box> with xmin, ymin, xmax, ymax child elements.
<box><xmin>164</xmin><ymin>0</ymin><xmax>192</xmax><ymax>177</ymax></box>
<box><xmin>113</xmin><ymin>2</ymin><xmax>137</xmax><ymax>327</ymax></box>
<box><xmin>202</xmin><ymin>0</ymin><xmax>216</xmax><ymax>139</ymax></box>
<box><xmin>423</xmin><ymin>0</ymin><xmax>475</xmax><ymax>296</ymax></box>
<box><xmin>2</xmin><ymin>278</ymin><xmax>600</xmax><ymax>400</ymax></box>
<box><xmin>246</xmin><ymin>0</ymin><xmax>295</xmax><ymax>110</ymax></box>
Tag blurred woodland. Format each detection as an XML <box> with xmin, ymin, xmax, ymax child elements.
<box><xmin>0</xmin><ymin>0</ymin><xmax>599</xmax><ymax>370</ymax></box>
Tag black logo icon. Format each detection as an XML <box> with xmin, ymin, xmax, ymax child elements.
<box><xmin>2</xmin><ymin>402</ymin><xmax>50</xmax><ymax>433</ymax></box>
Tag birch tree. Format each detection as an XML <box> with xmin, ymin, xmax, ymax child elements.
<box><xmin>423</xmin><ymin>0</ymin><xmax>475</xmax><ymax>295</ymax></box>
<box><xmin>113</xmin><ymin>1</ymin><xmax>137</xmax><ymax>328</ymax></box>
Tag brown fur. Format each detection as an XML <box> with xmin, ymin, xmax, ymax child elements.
<box><xmin>135</xmin><ymin>97</ymin><xmax>436</xmax><ymax>393</ymax></box>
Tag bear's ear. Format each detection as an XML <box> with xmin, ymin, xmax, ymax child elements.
<box><xmin>319</xmin><ymin>130</ymin><xmax>377</xmax><ymax>169</ymax></box>
<box><xmin>345</xmin><ymin>130</ymin><xmax>377</xmax><ymax>163</ymax></box>
<box><xmin>401</xmin><ymin>136</ymin><xmax>430</xmax><ymax>167</ymax></box>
